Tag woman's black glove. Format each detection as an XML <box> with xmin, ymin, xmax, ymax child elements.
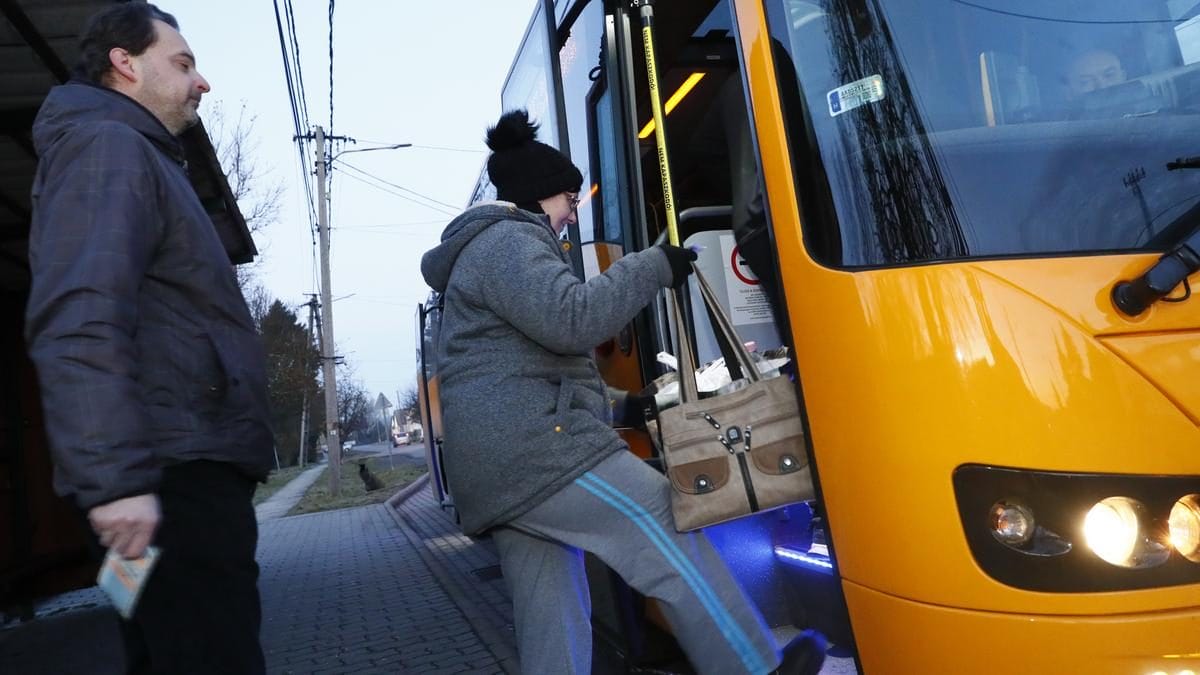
<box><xmin>658</xmin><ymin>244</ymin><xmax>698</xmax><ymax>288</ymax></box>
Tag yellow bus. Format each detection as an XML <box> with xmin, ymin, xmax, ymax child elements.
<box><xmin>418</xmin><ymin>0</ymin><xmax>1200</xmax><ymax>671</ymax></box>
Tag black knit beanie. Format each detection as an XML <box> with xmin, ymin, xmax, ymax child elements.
<box><xmin>486</xmin><ymin>110</ymin><xmax>582</xmax><ymax>205</ymax></box>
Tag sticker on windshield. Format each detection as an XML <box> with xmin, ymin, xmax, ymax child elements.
<box><xmin>828</xmin><ymin>75</ymin><xmax>886</xmax><ymax>117</ymax></box>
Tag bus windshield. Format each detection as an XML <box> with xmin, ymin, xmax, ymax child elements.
<box><xmin>764</xmin><ymin>0</ymin><xmax>1200</xmax><ymax>267</ymax></box>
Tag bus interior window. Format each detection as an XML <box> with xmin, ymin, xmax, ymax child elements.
<box><xmin>632</xmin><ymin>0</ymin><xmax>790</xmax><ymax>367</ymax></box>
<box><xmin>630</xmin><ymin>1</ymin><xmax>734</xmax><ymax>240</ymax></box>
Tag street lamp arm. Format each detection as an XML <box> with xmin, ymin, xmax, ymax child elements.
<box><xmin>332</xmin><ymin>143</ymin><xmax>412</xmax><ymax>160</ymax></box>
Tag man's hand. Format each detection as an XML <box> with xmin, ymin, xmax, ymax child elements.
<box><xmin>89</xmin><ymin>494</ymin><xmax>160</xmax><ymax>559</ymax></box>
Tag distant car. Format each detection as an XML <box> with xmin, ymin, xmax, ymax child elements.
<box><xmin>392</xmin><ymin>432</ymin><xmax>409</xmax><ymax>447</ymax></box>
<box><xmin>342</xmin><ymin>440</ymin><xmax>356</xmax><ymax>452</ymax></box>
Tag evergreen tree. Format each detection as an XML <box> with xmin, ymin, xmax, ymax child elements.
<box><xmin>259</xmin><ymin>300</ymin><xmax>320</xmax><ymax>466</ymax></box>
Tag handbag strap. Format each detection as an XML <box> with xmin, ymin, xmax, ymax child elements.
<box><xmin>669</xmin><ymin>289</ymin><xmax>700</xmax><ymax>403</ymax></box>
<box><xmin>693</xmin><ymin>267</ymin><xmax>761</xmax><ymax>385</ymax></box>
<box><xmin>673</xmin><ymin>264</ymin><xmax>761</xmax><ymax>404</ymax></box>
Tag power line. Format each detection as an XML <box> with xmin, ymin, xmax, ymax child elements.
<box><xmin>273</xmin><ymin>0</ymin><xmax>320</xmax><ymax>251</ymax></box>
<box><xmin>333</xmin><ymin>228</ymin><xmax>440</xmax><ymax>238</ymax></box>
<box><xmin>334</xmin><ymin>159</ymin><xmax>463</xmax><ymax>212</ymax></box>
<box><xmin>335</xmin><ymin>219</ymin><xmax>446</xmax><ymax>230</ymax></box>
<box><xmin>283</xmin><ymin>0</ymin><xmax>311</xmax><ymax>126</ymax></box>
<box><xmin>271</xmin><ymin>2</ymin><xmax>302</xmax><ymax>142</ymax></box>
<box><xmin>411</xmin><ymin>144</ymin><xmax>487</xmax><ymax>154</ymax></box>
<box><xmin>328</xmin><ymin>0</ymin><xmax>336</xmax><ymax>131</ymax></box>
<box><xmin>334</xmin><ymin>169</ymin><xmax>459</xmax><ymax>217</ymax></box>
<box><xmin>283</xmin><ymin>0</ymin><xmax>317</xmax><ymax>228</ymax></box>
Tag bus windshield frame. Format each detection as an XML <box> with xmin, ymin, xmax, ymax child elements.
<box><xmin>763</xmin><ymin>0</ymin><xmax>1200</xmax><ymax>268</ymax></box>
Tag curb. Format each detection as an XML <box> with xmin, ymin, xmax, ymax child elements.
<box><xmin>385</xmin><ymin>471</ymin><xmax>430</xmax><ymax>509</ymax></box>
<box><xmin>382</xmin><ymin>487</ymin><xmax>519</xmax><ymax>674</ymax></box>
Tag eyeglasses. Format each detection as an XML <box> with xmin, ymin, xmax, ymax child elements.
<box><xmin>566</xmin><ymin>193</ymin><xmax>580</xmax><ymax>210</ymax></box>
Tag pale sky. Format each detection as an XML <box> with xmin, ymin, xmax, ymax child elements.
<box><xmin>168</xmin><ymin>1</ymin><xmax>537</xmax><ymax>404</ymax></box>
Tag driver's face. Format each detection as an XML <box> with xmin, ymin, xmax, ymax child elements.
<box><xmin>1068</xmin><ymin>50</ymin><xmax>1126</xmax><ymax>97</ymax></box>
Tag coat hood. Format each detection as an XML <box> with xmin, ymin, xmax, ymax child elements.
<box><xmin>420</xmin><ymin>202</ymin><xmax>551</xmax><ymax>292</ymax></box>
<box><xmin>33</xmin><ymin>81</ymin><xmax>184</xmax><ymax>163</ymax></box>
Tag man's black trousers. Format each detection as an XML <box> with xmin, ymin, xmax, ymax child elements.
<box><xmin>113</xmin><ymin>460</ymin><xmax>265</xmax><ymax>675</ymax></box>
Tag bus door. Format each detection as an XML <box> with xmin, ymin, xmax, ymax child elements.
<box><xmin>556</xmin><ymin>0</ymin><xmax>854</xmax><ymax>660</ymax></box>
<box><xmin>416</xmin><ymin>296</ymin><xmax>452</xmax><ymax>510</ymax></box>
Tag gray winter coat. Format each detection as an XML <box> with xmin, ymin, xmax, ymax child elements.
<box><xmin>420</xmin><ymin>203</ymin><xmax>672</xmax><ymax>534</ymax></box>
<box><xmin>24</xmin><ymin>82</ymin><xmax>275</xmax><ymax>510</ymax></box>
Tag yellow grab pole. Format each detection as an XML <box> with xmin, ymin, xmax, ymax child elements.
<box><xmin>638</xmin><ymin>0</ymin><xmax>680</xmax><ymax>246</ymax></box>
<box><xmin>637</xmin><ymin>1</ymin><xmax>699</xmax><ymax>400</ymax></box>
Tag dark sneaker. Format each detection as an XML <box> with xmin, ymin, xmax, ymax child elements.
<box><xmin>773</xmin><ymin>630</ymin><xmax>827</xmax><ymax>675</ymax></box>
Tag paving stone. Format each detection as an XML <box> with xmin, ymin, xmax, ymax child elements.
<box><xmin>256</xmin><ymin>504</ymin><xmax>492</xmax><ymax>673</ymax></box>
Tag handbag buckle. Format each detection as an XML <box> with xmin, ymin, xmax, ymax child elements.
<box><xmin>694</xmin><ymin>474</ymin><xmax>715</xmax><ymax>493</ymax></box>
<box><xmin>717</xmin><ymin>435</ymin><xmax>736</xmax><ymax>454</ymax></box>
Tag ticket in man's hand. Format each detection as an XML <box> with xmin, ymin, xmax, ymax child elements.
<box><xmin>96</xmin><ymin>545</ymin><xmax>161</xmax><ymax>619</ymax></box>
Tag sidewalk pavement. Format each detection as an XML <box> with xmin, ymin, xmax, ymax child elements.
<box><xmin>1</xmin><ymin>462</ymin><xmax>854</xmax><ymax>674</ymax></box>
<box><xmin>0</xmin><ymin>470</ymin><xmax>516</xmax><ymax>675</ymax></box>
<box><xmin>257</xmin><ymin>482</ymin><xmax>515</xmax><ymax>674</ymax></box>
<box><xmin>256</xmin><ymin>463</ymin><xmax>327</xmax><ymax>521</ymax></box>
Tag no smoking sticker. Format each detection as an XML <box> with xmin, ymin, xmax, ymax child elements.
<box><xmin>730</xmin><ymin>245</ymin><xmax>759</xmax><ymax>286</ymax></box>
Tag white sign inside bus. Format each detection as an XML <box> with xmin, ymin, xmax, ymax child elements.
<box><xmin>828</xmin><ymin>74</ymin><xmax>886</xmax><ymax>117</ymax></box>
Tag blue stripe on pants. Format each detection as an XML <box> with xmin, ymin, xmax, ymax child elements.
<box><xmin>574</xmin><ymin>473</ymin><xmax>769</xmax><ymax>674</ymax></box>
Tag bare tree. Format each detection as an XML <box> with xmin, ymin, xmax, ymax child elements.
<box><xmin>335</xmin><ymin>369</ymin><xmax>372</xmax><ymax>442</ymax></box>
<box><xmin>398</xmin><ymin>385</ymin><xmax>420</xmax><ymax>422</ymax></box>
<box><xmin>241</xmin><ymin>279</ymin><xmax>273</xmax><ymax>331</ymax></box>
<box><xmin>203</xmin><ymin>100</ymin><xmax>285</xmax><ymax>291</ymax></box>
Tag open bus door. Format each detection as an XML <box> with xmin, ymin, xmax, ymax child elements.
<box><xmin>416</xmin><ymin>294</ymin><xmax>452</xmax><ymax>510</ymax></box>
<box><xmin>556</xmin><ymin>0</ymin><xmax>852</xmax><ymax>663</ymax></box>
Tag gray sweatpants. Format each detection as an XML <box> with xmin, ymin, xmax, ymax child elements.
<box><xmin>491</xmin><ymin>450</ymin><xmax>780</xmax><ymax>675</ymax></box>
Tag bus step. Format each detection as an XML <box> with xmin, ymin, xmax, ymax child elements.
<box><xmin>774</xmin><ymin>541</ymin><xmax>834</xmax><ymax>575</ymax></box>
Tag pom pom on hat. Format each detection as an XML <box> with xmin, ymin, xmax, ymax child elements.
<box><xmin>485</xmin><ymin>109</ymin><xmax>539</xmax><ymax>152</ymax></box>
<box><xmin>486</xmin><ymin>110</ymin><xmax>582</xmax><ymax>205</ymax></box>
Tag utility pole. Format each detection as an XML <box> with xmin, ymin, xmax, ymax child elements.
<box><xmin>299</xmin><ymin>128</ymin><xmax>400</xmax><ymax>492</ymax></box>
<box><xmin>298</xmin><ymin>295</ymin><xmax>318</xmax><ymax>467</ymax></box>
<box><xmin>314</xmin><ymin>125</ymin><xmax>342</xmax><ymax>495</ymax></box>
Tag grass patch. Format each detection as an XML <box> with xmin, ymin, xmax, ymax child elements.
<box><xmin>252</xmin><ymin>463</ymin><xmax>312</xmax><ymax>506</ymax></box>
<box><xmin>287</xmin><ymin>457</ymin><xmax>426</xmax><ymax>516</ymax></box>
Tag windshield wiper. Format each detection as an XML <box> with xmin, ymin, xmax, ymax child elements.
<box><xmin>1166</xmin><ymin>156</ymin><xmax>1200</xmax><ymax>171</ymax></box>
<box><xmin>1111</xmin><ymin>224</ymin><xmax>1200</xmax><ymax>316</ymax></box>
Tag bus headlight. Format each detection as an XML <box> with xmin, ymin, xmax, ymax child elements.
<box><xmin>1083</xmin><ymin>497</ymin><xmax>1168</xmax><ymax>568</ymax></box>
<box><xmin>988</xmin><ymin>498</ymin><xmax>1071</xmax><ymax>556</ymax></box>
<box><xmin>1169</xmin><ymin>495</ymin><xmax>1200</xmax><ymax>562</ymax></box>
<box><xmin>989</xmin><ymin>499</ymin><xmax>1034</xmax><ymax>546</ymax></box>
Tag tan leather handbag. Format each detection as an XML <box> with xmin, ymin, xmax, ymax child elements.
<box><xmin>655</xmin><ymin>269</ymin><xmax>814</xmax><ymax>532</ymax></box>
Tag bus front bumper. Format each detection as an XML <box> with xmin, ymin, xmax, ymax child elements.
<box><xmin>843</xmin><ymin>580</ymin><xmax>1200</xmax><ymax>675</ymax></box>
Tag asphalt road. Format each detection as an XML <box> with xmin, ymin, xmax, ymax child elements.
<box><xmin>339</xmin><ymin>440</ymin><xmax>428</xmax><ymax>474</ymax></box>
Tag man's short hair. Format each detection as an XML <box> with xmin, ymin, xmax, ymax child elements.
<box><xmin>74</xmin><ymin>2</ymin><xmax>179</xmax><ymax>85</ymax></box>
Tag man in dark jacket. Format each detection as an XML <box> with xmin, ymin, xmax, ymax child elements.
<box><xmin>24</xmin><ymin>4</ymin><xmax>272</xmax><ymax>673</ymax></box>
<box><xmin>420</xmin><ymin>110</ymin><xmax>823</xmax><ymax>675</ymax></box>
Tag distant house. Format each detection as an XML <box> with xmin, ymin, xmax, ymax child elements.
<box><xmin>391</xmin><ymin>411</ymin><xmax>422</xmax><ymax>445</ymax></box>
